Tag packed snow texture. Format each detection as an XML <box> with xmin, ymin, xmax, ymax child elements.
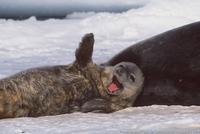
<box><xmin>1</xmin><ymin>0</ymin><xmax>200</xmax><ymax>133</ymax></box>
<box><xmin>1</xmin><ymin>106</ymin><xmax>200</xmax><ymax>134</ymax></box>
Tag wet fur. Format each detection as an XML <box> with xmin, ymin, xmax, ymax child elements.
<box><xmin>0</xmin><ymin>33</ymin><xmax>143</xmax><ymax>118</ymax></box>
<box><xmin>0</xmin><ymin>34</ymin><xmax>109</xmax><ymax>118</ymax></box>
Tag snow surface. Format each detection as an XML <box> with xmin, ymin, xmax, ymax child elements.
<box><xmin>1</xmin><ymin>106</ymin><xmax>200</xmax><ymax>134</ymax></box>
<box><xmin>1</xmin><ymin>0</ymin><xmax>200</xmax><ymax>133</ymax></box>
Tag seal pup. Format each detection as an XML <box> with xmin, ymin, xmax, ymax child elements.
<box><xmin>0</xmin><ymin>33</ymin><xmax>144</xmax><ymax>118</ymax></box>
<box><xmin>104</xmin><ymin>21</ymin><xmax>200</xmax><ymax>106</ymax></box>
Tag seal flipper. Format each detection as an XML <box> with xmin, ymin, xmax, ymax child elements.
<box><xmin>81</xmin><ymin>98</ymin><xmax>112</xmax><ymax>113</ymax></box>
<box><xmin>75</xmin><ymin>33</ymin><xmax>94</xmax><ymax>67</ymax></box>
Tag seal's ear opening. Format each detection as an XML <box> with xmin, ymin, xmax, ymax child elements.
<box><xmin>75</xmin><ymin>33</ymin><xmax>94</xmax><ymax>67</ymax></box>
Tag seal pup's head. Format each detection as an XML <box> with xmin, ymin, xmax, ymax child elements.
<box><xmin>103</xmin><ymin>62</ymin><xmax>143</xmax><ymax>96</ymax></box>
<box><xmin>100</xmin><ymin>62</ymin><xmax>144</xmax><ymax>110</ymax></box>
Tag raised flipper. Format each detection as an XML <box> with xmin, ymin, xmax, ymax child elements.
<box><xmin>75</xmin><ymin>33</ymin><xmax>94</xmax><ymax>67</ymax></box>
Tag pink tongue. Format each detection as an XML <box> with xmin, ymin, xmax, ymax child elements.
<box><xmin>108</xmin><ymin>83</ymin><xmax>118</xmax><ymax>92</ymax></box>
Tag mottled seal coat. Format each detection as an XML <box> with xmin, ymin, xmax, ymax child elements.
<box><xmin>0</xmin><ymin>33</ymin><xmax>144</xmax><ymax>118</ymax></box>
<box><xmin>105</xmin><ymin>21</ymin><xmax>200</xmax><ymax>106</ymax></box>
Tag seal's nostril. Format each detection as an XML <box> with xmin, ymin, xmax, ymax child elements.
<box><xmin>129</xmin><ymin>74</ymin><xmax>135</xmax><ymax>82</ymax></box>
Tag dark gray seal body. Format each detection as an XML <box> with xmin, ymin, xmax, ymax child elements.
<box><xmin>0</xmin><ymin>33</ymin><xmax>144</xmax><ymax>118</ymax></box>
<box><xmin>105</xmin><ymin>21</ymin><xmax>200</xmax><ymax>106</ymax></box>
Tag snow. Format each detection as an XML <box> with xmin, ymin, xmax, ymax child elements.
<box><xmin>1</xmin><ymin>106</ymin><xmax>200</xmax><ymax>134</ymax></box>
<box><xmin>0</xmin><ymin>0</ymin><xmax>200</xmax><ymax>133</ymax></box>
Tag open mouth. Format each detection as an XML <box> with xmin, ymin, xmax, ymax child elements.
<box><xmin>107</xmin><ymin>75</ymin><xmax>123</xmax><ymax>95</ymax></box>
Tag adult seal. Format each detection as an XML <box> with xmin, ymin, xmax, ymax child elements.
<box><xmin>105</xmin><ymin>21</ymin><xmax>200</xmax><ymax>106</ymax></box>
<box><xmin>0</xmin><ymin>33</ymin><xmax>144</xmax><ymax>119</ymax></box>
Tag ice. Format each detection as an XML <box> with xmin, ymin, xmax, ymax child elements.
<box><xmin>1</xmin><ymin>0</ymin><xmax>200</xmax><ymax>133</ymax></box>
<box><xmin>1</xmin><ymin>106</ymin><xmax>200</xmax><ymax>134</ymax></box>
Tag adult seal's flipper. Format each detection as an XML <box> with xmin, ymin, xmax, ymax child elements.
<box><xmin>75</xmin><ymin>33</ymin><xmax>94</xmax><ymax>67</ymax></box>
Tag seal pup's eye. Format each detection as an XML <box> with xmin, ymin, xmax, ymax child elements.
<box><xmin>119</xmin><ymin>65</ymin><xmax>124</xmax><ymax>68</ymax></box>
<box><xmin>129</xmin><ymin>74</ymin><xmax>135</xmax><ymax>82</ymax></box>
